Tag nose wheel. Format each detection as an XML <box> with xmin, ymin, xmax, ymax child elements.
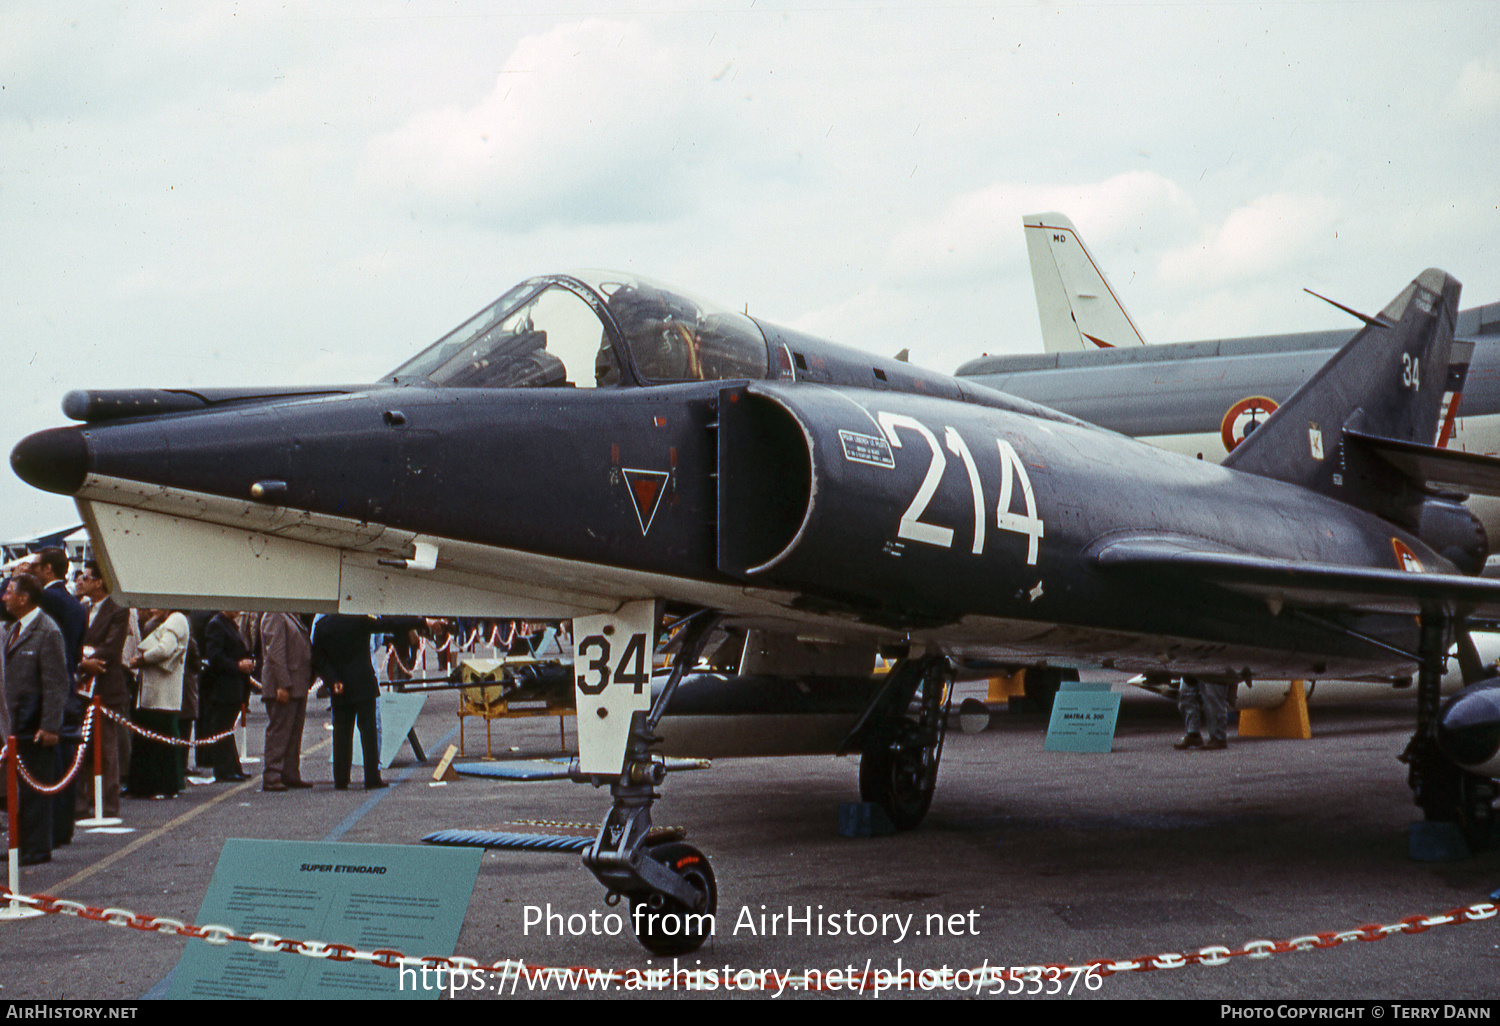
<box><xmin>628</xmin><ymin>841</ymin><xmax>718</xmax><ymax>956</ymax></box>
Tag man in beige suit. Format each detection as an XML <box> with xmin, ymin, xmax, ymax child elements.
<box><xmin>258</xmin><ymin>612</ymin><xmax>313</xmax><ymax>791</ymax></box>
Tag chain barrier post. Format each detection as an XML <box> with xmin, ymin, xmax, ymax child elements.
<box><xmin>237</xmin><ymin>700</ymin><xmax>257</xmax><ymax>767</ymax></box>
<box><xmin>5</xmin><ymin>736</ymin><xmax>17</xmax><ymax>906</ymax></box>
<box><xmin>2</xmin><ymin>736</ymin><xmax>43</xmax><ymax>920</ymax></box>
<box><xmin>90</xmin><ymin>696</ymin><xmax>103</xmax><ymax>819</ymax></box>
<box><xmin>76</xmin><ymin>697</ymin><xmax>122</xmax><ymax>829</ymax></box>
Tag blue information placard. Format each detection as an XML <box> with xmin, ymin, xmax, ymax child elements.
<box><xmin>1044</xmin><ymin>686</ymin><xmax>1122</xmax><ymax>753</ymax></box>
<box><xmin>168</xmin><ymin>839</ymin><xmax>480</xmax><ymax>1000</ymax></box>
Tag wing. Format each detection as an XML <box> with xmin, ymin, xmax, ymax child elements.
<box><xmin>1093</xmin><ymin>535</ymin><xmax>1500</xmax><ymax>619</ymax></box>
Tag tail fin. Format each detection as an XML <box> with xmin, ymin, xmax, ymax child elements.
<box><xmin>1023</xmin><ymin>212</ymin><xmax>1147</xmax><ymax>352</ymax></box>
<box><xmin>1222</xmin><ymin>268</ymin><xmax>1464</xmax><ymax>521</ymax></box>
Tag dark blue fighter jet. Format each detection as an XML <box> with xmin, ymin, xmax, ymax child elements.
<box><xmin>12</xmin><ymin>267</ymin><xmax>1500</xmax><ymax>954</ymax></box>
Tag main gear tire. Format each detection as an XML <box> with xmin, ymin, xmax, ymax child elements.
<box><xmin>1420</xmin><ymin>763</ymin><xmax>1498</xmax><ymax>852</ymax></box>
<box><xmin>859</xmin><ymin>732</ymin><xmax>938</xmax><ymax>830</ymax></box>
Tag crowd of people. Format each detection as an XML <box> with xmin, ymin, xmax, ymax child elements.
<box><xmin>0</xmin><ymin>547</ymin><xmax>566</xmax><ymax>866</ymax></box>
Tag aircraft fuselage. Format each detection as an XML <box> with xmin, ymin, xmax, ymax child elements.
<box><xmin>19</xmin><ymin>374</ymin><xmax>1446</xmax><ymax>683</ymax></box>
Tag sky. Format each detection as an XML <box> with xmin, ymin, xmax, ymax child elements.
<box><xmin>2</xmin><ymin>0</ymin><xmax>1497</xmax><ymax>539</ymax></box>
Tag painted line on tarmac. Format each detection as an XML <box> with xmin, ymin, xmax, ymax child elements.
<box><xmin>46</xmin><ymin>737</ymin><xmax>332</xmax><ymax>897</ymax></box>
<box><xmin>53</xmin><ymin>722</ymin><xmax>464</xmax><ymax>890</ymax></box>
<box><xmin>320</xmin><ymin>724</ymin><xmax>459</xmax><ymax>842</ymax></box>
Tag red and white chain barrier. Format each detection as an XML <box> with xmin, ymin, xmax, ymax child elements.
<box><xmin>6</xmin><ymin>698</ymin><xmax>247</xmax><ymax>899</ymax></box>
<box><xmin>10</xmin><ymin>702</ymin><xmax>239</xmax><ymax>799</ymax></box>
<box><xmin>11</xmin><ymin>702</ymin><xmax>96</xmax><ymax>798</ymax></box>
<box><xmin>7</xmin><ymin>704</ymin><xmax>103</xmax><ymax>905</ymax></box>
<box><xmin>97</xmin><ymin>704</ymin><xmax>237</xmax><ymax>749</ymax></box>
<box><xmin>0</xmin><ymin>886</ymin><xmax>1493</xmax><ymax>991</ymax></box>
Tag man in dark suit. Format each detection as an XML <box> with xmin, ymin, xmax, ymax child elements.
<box><xmin>312</xmin><ymin>614</ymin><xmax>422</xmax><ymax>790</ymax></box>
<box><xmin>74</xmin><ymin>561</ymin><xmax>130</xmax><ymax>818</ymax></box>
<box><xmin>200</xmin><ymin>612</ymin><xmax>252</xmax><ymax>782</ymax></box>
<box><xmin>3</xmin><ymin>574</ymin><xmax>70</xmax><ymax>864</ymax></box>
<box><xmin>18</xmin><ymin>550</ymin><xmax>86</xmax><ymax>677</ymax></box>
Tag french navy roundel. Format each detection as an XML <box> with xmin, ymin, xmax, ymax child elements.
<box><xmin>1220</xmin><ymin>396</ymin><xmax>1279</xmax><ymax>453</ymax></box>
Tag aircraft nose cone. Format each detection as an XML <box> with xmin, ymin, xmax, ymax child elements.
<box><xmin>11</xmin><ymin>426</ymin><xmax>90</xmax><ymax>496</ymax></box>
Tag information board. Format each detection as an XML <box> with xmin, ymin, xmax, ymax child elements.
<box><xmin>1043</xmin><ymin>683</ymin><xmax>1122</xmax><ymax>753</ymax></box>
<box><xmin>168</xmin><ymin>839</ymin><xmax>481</xmax><ymax>1000</ymax></box>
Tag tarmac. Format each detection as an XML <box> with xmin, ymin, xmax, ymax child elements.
<box><xmin>3</xmin><ymin>684</ymin><xmax>1498</xmax><ymax>1002</ymax></box>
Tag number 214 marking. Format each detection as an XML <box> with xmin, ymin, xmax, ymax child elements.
<box><xmin>876</xmin><ymin>412</ymin><xmax>1044</xmax><ymax>565</ymax></box>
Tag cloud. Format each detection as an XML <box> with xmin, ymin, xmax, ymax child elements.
<box><xmin>886</xmin><ymin>171</ymin><xmax>1195</xmax><ymax>283</ymax></box>
<box><xmin>1446</xmin><ymin>57</ymin><xmax>1500</xmax><ymax>123</ymax></box>
<box><xmin>1158</xmin><ymin>192</ymin><xmax>1340</xmax><ymax>289</ymax></box>
<box><xmin>365</xmin><ymin>19</ymin><xmax>728</xmax><ymax>231</ymax></box>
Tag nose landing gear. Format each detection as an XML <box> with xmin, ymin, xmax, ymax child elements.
<box><xmin>577</xmin><ymin>610</ymin><xmax>722</xmax><ymax>955</ymax></box>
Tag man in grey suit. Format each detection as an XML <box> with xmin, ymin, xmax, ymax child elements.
<box><xmin>16</xmin><ymin>550</ymin><xmax>87</xmax><ymax>844</ymax></box>
<box><xmin>258</xmin><ymin>612</ymin><xmax>313</xmax><ymax>791</ymax></box>
<box><xmin>3</xmin><ymin>574</ymin><xmax>70</xmax><ymax>864</ymax></box>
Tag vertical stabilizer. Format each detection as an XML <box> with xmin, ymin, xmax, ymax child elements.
<box><xmin>1023</xmin><ymin>213</ymin><xmax>1147</xmax><ymax>352</ymax></box>
<box><xmin>1222</xmin><ymin>269</ymin><xmax>1463</xmax><ymax>520</ymax></box>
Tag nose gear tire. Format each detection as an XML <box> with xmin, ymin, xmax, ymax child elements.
<box><xmin>629</xmin><ymin>842</ymin><xmax>717</xmax><ymax>956</ymax></box>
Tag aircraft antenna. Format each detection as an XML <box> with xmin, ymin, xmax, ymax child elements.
<box><xmin>1303</xmin><ymin>287</ymin><xmax>1388</xmax><ymax>328</ymax></box>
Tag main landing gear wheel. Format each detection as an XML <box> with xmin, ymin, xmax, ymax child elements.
<box><xmin>1405</xmin><ymin>614</ymin><xmax>1498</xmax><ymax>852</ymax></box>
<box><xmin>859</xmin><ymin>731</ymin><xmax>938</xmax><ymax>830</ymax></box>
<box><xmin>1417</xmin><ymin>763</ymin><xmax>1498</xmax><ymax>852</ymax></box>
<box><xmin>629</xmin><ymin>842</ymin><xmax>717</xmax><ymax>956</ymax></box>
<box><xmin>859</xmin><ymin>658</ymin><xmax>951</xmax><ymax>830</ymax></box>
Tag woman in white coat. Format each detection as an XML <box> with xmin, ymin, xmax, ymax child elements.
<box><xmin>125</xmin><ymin>609</ymin><xmax>188</xmax><ymax>799</ymax></box>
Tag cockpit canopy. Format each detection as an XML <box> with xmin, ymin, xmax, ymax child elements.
<box><xmin>384</xmin><ymin>272</ymin><xmax>770</xmax><ymax>389</ymax></box>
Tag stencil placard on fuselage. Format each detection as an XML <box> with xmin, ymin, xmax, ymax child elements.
<box><xmin>839</xmin><ymin>429</ymin><xmax>896</xmax><ymax>468</ymax></box>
